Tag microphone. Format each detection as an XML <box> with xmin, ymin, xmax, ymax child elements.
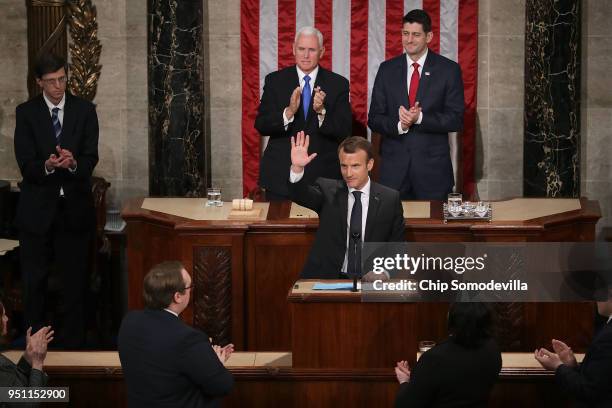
<box><xmin>349</xmin><ymin>231</ymin><xmax>362</xmax><ymax>292</ymax></box>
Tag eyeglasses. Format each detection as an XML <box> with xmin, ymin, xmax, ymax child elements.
<box><xmin>41</xmin><ymin>76</ymin><xmax>67</xmax><ymax>86</ymax></box>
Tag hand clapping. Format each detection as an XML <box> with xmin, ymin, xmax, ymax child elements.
<box><xmin>312</xmin><ymin>86</ymin><xmax>326</xmax><ymax>114</ymax></box>
<box><xmin>24</xmin><ymin>326</ymin><xmax>54</xmax><ymax>370</ymax></box>
<box><xmin>395</xmin><ymin>360</ymin><xmax>411</xmax><ymax>384</ymax></box>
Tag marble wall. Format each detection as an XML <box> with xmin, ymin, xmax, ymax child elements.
<box><xmin>475</xmin><ymin>0</ymin><xmax>526</xmax><ymax>201</ymax></box>
<box><xmin>581</xmin><ymin>0</ymin><xmax>612</xmax><ymax>230</ymax></box>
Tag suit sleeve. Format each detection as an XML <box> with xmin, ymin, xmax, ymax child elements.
<box><xmin>368</xmin><ymin>65</ymin><xmax>401</xmax><ymax>138</ymax></box>
<box><xmin>317</xmin><ymin>76</ymin><xmax>352</xmax><ymax>143</ymax></box>
<box><xmin>390</xmin><ymin>191</ymin><xmax>406</xmax><ymax>242</ymax></box>
<box><xmin>554</xmin><ymin>335</ymin><xmax>612</xmax><ymax>403</ymax></box>
<box><xmin>0</xmin><ymin>356</ymin><xmax>48</xmax><ymax>408</ymax></box>
<box><xmin>177</xmin><ymin>331</ymin><xmax>234</xmax><ymax>398</ymax></box>
<box><xmin>288</xmin><ymin>177</ymin><xmax>326</xmax><ymax>213</ymax></box>
<box><xmin>69</xmin><ymin>103</ymin><xmax>99</xmax><ymax>181</ymax></box>
<box><xmin>255</xmin><ymin>73</ymin><xmax>291</xmax><ymax>138</ymax></box>
<box><xmin>14</xmin><ymin>105</ymin><xmax>47</xmax><ymax>184</ymax></box>
<box><xmin>418</xmin><ymin>63</ymin><xmax>464</xmax><ymax>134</ymax></box>
<box><xmin>394</xmin><ymin>352</ymin><xmax>439</xmax><ymax>408</ymax></box>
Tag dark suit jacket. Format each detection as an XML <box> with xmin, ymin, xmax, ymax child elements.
<box><xmin>288</xmin><ymin>177</ymin><xmax>405</xmax><ymax>279</ymax></box>
<box><xmin>13</xmin><ymin>92</ymin><xmax>99</xmax><ymax>235</ymax></box>
<box><xmin>395</xmin><ymin>338</ymin><xmax>501</xmax><ymax>408</ymax></box>
<box><xmin>255</xmin><ymin>65</ymin><xmax>352</xmax><ymax>196</ymax></box>
<box><xmin>0</xmin><ymin>354</ymin><xmax>47</xmax><ymax>408</ymax></box>
<box><xmin>118</xmin><ymin>309</ymin><xmax>234</xmax><ymax>408</ymax></box>
<box><xmin>368</xmin><ymin>50</ymin><xmax>464</xmax><ymax>200</ymax></box>
<box><xmin>555</xmin><ymin>320</ymin><xmax>612</xmax><ymax>407</ymax></box>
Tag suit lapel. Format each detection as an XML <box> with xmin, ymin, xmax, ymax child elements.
<box><xmin>399</xmin><ymin>56</ymin><xmax>409</xmax><ymax>107</ymax></box>
<box><xmin>365</xmin><ymin>182</ymin><xmax>381</xmax><ymax>241</ymax></box>
<box><xmin>416</xmin><ymin>51</ymin><xmax>435</xmax><ymax>104</ymax></box>
<box><xmin>338</xmin><ymin>181</ymin><xmax>349</xmax><ymax>244</ymax></box>
<box><xmin>60</xmin><ymin>93</ymin><xmax>76</xmax><ymax>148</ymax></box>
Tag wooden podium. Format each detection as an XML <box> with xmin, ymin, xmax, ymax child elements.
<box><xmin>122</xmin><ymin>197</ymin><xmax>601</xmax><ymax>352</ymax></box>
<box><xmin>288</xmin><ymin>280</ymin><xmax>447</xmax><ymax>368</ymax></box>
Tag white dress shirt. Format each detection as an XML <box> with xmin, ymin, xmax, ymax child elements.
<box><xmin>398</xmin><ymin>49</ymin><xmax>427</xmax><ymax>134</ymax></box>
<box><xmin>289</xmin><ymin>169</ymin><xmax>370</xmax><ymax>274</ymax></box>
<box><xmin>283</xmin><ymin>66</ymin><xmax>325</xmax><ymax>128</ymax></box>
<box><xmin>164</xmin><ymin>308</ymin><xmax>179</xmax><ymax>317</ymax></box>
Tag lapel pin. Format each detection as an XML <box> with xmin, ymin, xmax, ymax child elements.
<box><xmin>425</xmin><ymin>72</ymin><xmax>431</xmax><ymax>76</ymax></box>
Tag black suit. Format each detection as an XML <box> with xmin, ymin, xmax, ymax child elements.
<box><xmin>395</xmin><ymin>338</ymin><xmax>501</xmax><ymax>408</ymax></box>
<box><xmin>288</xmin><ymin>177</ymin><xmax>405</xmax><ymax>279</ymax></box>
<box><xmin>555</xmin><ymin>320</ymin><xmax>612</xmax><ymax>407</ymax></box>
<box><xmin>118</xmin><ymin>309</ymin><xmax>234</xmax><ymax>408</ymax></box>
<box><xmin>255</xmin><ymin>65</ymin><xmax>352</xmax><ymax>198</ymax></box>
<box><xmin>13</xmin><ymin>92</ymin><xmax>98</xmax><ymax>348</ymax></box>
<box><xmin>368</xmin><ymin>51</ymin><xmax>464</xmax><ymax>200</ymax></box>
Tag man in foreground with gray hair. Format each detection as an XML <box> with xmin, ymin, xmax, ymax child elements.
<box><xmin>255</xmin><ymin>26</ymin><xmax>352</xmax><ymax>200</ymax></box>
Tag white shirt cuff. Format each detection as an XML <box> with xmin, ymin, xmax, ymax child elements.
<box><xmin>45</xmin><ymin>165</ymin><xmax>55</xmax><ymax>175</ymax></box>
<box><xmin>397</xmin><ymin>121</ymin><xmax>408</xmax><ymax>135</ymax></box>
<box><xmin>289</xmin><ymin>169</ymin><xmax>304</xmax><ymax>183</ymax></box>
<box><xmin>283</xmin><ymin>108</ymin><xmax>295</xmax><ymax>129</ymax></box>
<box><xmin>415</xmin><ymin>111</ymin><xmax>423</xmax><ymax>125</ymax></box>
<box><xmin>68</xmin><ymin>162</ymin><xmax>77</xmax><ymax>173</ymax></box>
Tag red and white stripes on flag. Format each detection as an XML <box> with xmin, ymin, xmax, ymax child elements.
<box><xmin>241</xmin><ymin>0</ymin><xmax>478</xmax><ymax>197</ymax></box>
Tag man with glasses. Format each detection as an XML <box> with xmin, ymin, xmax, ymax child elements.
<box><xmin>118</xmin><ymin>261</ymin><xmax>234</xmax><ymax>408</ymax></box>
<box><xmin>13</xmin><ymin>53</ymin><xmax>99</xmax><ymax>349</ymax></box>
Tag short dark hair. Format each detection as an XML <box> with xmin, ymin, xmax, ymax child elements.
<box><xmin>338</xmin><ymin>136</ymin><xmax>373</xmax><ymax>161</ymax></box>
<box><xmin>34</xmin><ymin>53</ymin><xmax>68</xmax><ymax>79</ymax></box>
<box><xmin>447</xmin><ymin>302</ymin><xmax>494</xmax><ymax>348</ymax></box>
<box><xmin>143</xmin><ymin>261</ymin><xmax>187</xmax><ymax>310</ymax></box>
<box><xmin>403</xmin><ymin>9</ymin><xmax>432</xmax><ymax>33</ymax></box>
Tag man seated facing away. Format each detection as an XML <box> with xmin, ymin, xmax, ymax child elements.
<box><xmin>534</xmin><ymin>290</ymin><xmax>612</xmax><ymax>407</ymax></box>
<box><xmin>118</xmin><ymin>261</ymin><xmax>234</xmax><ymax>408</ymax></box>
<box><xmin>0</xmin><ymin>299</ymin><xmax>54</xmax><ymax>390</ymax></box>
<box><xmin>288</xmin><ymin>132</ymin><xmax>405</xmax><ymax>280</ymax></box>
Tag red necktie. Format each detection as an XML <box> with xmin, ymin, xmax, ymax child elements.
<box><xmin>408</xmin><ymin>62</ymin><xmax>420</xmax><ymax>108</ymax></box>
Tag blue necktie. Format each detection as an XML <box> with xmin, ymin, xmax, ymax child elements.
<box><xmin>302</xmin><ymin>75</ymin><xmax>311</xmax><ymax>119</ymax></box>
<box><xmin>51</xmin><ymin>107</ymin><xmax>62</xmax><ymax>142</ymax></box>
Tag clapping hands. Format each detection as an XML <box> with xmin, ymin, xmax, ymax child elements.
<box><xmin>395</xmin><ymin>360</ymin><xmax>411</xmax><ymax>384</ymax></box>
<box><xmin>24</xmin><ymin>326</ymin><xmax>54</xmax><ymax>370</ymax></box>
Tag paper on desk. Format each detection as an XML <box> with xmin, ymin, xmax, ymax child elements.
<box><xmin>312</xmin><ymin>282</ymin><xmax>361</xmax><ymax>290</ymax></box>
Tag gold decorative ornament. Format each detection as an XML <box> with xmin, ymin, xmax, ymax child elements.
<box><xmin>66</xmin><ymin>0</ymin><xmax>102</xmax><ymax>101</ymax></box>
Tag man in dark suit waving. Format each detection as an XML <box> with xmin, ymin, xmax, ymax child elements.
<box><xmin>255</xmin><ymin>26</ymin><xmax>352</xmax><ymax>200</ymax></box>
<box><xmin>368</xmin><ymin>9</ymin><xmax>464</xmax><ymax>200</ymax></box>
<box><xmin>118</xmin><ymin>261</ymin><xmax>234</xmax><ymax>408</ymax></box>
<box><xmin>13</xmin><ymin>53</ymin><xmax>99</xmax><ymax>348</ymax></box>
<box><xmin>289</xmin><ymin>133</ymin><xmax>405</xmax><ymax>280</ymax></box>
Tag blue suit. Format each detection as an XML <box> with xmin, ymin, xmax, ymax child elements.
<box><xmin>368</xmin><ymin>50</ymin><xmax>464</xmax><ymax>200</ymax></box>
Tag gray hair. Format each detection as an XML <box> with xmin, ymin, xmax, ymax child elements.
<box><xmin>294</xmin><ymin>26</ymin><xmax>324</xmax><ymax>48</ymax></box>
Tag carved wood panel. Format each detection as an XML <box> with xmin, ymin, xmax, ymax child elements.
<box><xmin>192</xmin><ymin>246</ymin><xmax>232</xmax><ymax>345</ymax></box>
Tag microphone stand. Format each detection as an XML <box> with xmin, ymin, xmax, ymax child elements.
<box><xmin>350</xmin><ymin>232</ymin><xmax>361</xmax><ymax>292</ymax></box>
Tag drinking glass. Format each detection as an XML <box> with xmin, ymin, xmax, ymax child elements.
<box><xmin>206</xmin><ymin>187</ymin><xmax>222</xmax><ymax>207</ymax></box>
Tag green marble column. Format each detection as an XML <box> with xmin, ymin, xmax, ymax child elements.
<box><xmin>524</xmin><ymin>0</ymin><xmax>581</xmax><ymax>197</ymax></box>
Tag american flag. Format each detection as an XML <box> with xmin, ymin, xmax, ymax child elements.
<box><xmin>241</xmin><ymin>0</ymin><xmax>478</xmax><ymax>197</ymax></box>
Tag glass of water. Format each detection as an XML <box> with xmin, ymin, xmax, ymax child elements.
<box><xmin>418</xmin><ymin>340</ymin><xmax>436</xmax><ymax>353</ymax></box>
<box><xmin>447</xmin><ymin>192</ymin><xmax>462</xmax><ymax>216</ymax></box>
<box><xmin>206</xmin><ymin>187</ymin><xmax>222</xmax><ymax>207</ymax></box>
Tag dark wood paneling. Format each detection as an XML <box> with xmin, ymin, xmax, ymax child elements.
<box><xmin>41</xmin><ymin>364</ymin><xmax>575</xmax><ymax>408</ymax></box>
